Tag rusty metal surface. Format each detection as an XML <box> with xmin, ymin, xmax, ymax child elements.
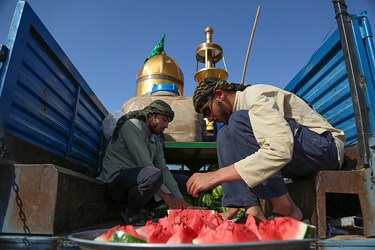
<box><xmin>69</xmin><ymin>228</ymin><xmax>317</xmax><ymax>250</ymax></box>
<box><xmin>0</xmin><ymin>163</ymin><xmax>58</xmax><ymax>234</ymax></box>
<box><xmin>0</xmin><ymin>163</ymin><xmax>125</xmax><ymax>235</ymax></box>
<box><xmin>315</xmin><ymin>169</ymin><xmax>375</xmax><ymax>239</ymax></box>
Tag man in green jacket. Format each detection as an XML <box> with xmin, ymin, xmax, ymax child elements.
<box><xmin>98</xmin><ymin>100</ymin><xmax>187</xmax><ymax>225</ymax></box>
<box><xmin>187</xmin><ymin>77</ymin><xmax>345</xmax><ymax>221</ymax></box>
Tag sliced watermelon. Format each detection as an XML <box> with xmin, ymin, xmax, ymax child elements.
<box><xmin>167</xmin><ymin>209</ymin><xmax>215</xmax><ymax>220</ymax></box>
<box><xmin>259</xmin><ymin>217</ymin><xmax>316</xmax><ymax>241</ymax></box>
<box><xmin>245</xmin><ymin>214</ymin><xmax>262</xmax><ymax>240</ymax></box>
<box><xmin>167</xmin><ymin>209</ymin><xmax>216</xmax><ymax>234</ymax></box>
<box><xmin>166</xmin><ymin>224</ymin><xmax>198</xmax><ymax>244</ymax></box>
<box><xmin>110</xmin><ymin>231</ymin><xmax>146</xmax><ymax>243</ymax></box>
<box><xmin>137</xmin><ymin>221</ymin><xmax>172</xmax><ymax>243</ymax></box>
<box><xmin>203</xmin><ymin>211</ymin><xmax>223</xmax><ymax>230</ymax></box>
<box><xmin>94</xmin><ymin>225</ymin><xmax>121</xmax><ymax>241</ymax></box>
<box><xmin>193</xmin><ymin>220</ymin><xmax>260</xmax><ymax>244</ymax></box>
<box><xmin>117</xmin><ymin>225</ymin><xmax>142</xmax><ymax>240</ymax></box>
<box><xmin>158</xmin><ymin>217</ymin><xmax>175</xmax><ymax>235</ymax></box>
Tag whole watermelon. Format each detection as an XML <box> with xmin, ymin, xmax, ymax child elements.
<box><xmin>202</xmin><ymin>193</ymin><xmax>214</xmax><ymax>207</ymax></box>
<box><xmin>235</xmin><ymin>208</ymin><xmax>245</xmax><ymax>218</ymax></box>
<box><xmin>195</xmin><ymin>192</ymin><xmax>207</xmax><ymax>207</ymax></box>
<box><xmin>211</xmin><ymin>184</ymin><xmax>224</xmax><ymax>199</ymax></box>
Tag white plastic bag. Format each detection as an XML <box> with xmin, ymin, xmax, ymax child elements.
<box><xmin>102</xmin><ymin>110</ymin><xmax>125</xmax><ymax>140</ymax></box>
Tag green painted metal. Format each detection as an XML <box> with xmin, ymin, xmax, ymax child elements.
<box><xmin>165</xmin><ymin>141</ymin><xmax>216</xmax><ymax>149</ymax></box>
<box><xmin>164</xmin><ymin>142</ymin><xmax>217</xmax><ymax>172</ymax></box>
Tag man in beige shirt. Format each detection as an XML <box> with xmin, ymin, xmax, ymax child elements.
<box><xmin>187</xmin><ymin>77</ymin><xmax>345</xmax><ymax>221</ymax></box>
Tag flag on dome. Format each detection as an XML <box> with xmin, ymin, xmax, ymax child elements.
<box><xmin>144</xmin><ymin>34</ymin><xmax>165</xmax><ymax>63</ymax></box>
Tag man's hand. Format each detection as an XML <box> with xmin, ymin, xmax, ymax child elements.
<box><xmin>187</xmin><ymin>165</ymin><xmax>242</xmax><ymax>198</ymax></box>
<box><xmin>165</xmin><ymin>196</ymin><xmax>187</xmax><ymax>209</ymax></box>
<box><xmin>186</xmin><ymin>171</ymin><xmax>219</xmax><ymax>197</ymax></box>
<box><xmin>157</xmin><ymin>190</ymin><xmax>187</xmax><ymax>209</ymax></box>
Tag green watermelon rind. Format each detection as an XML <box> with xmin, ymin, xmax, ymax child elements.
<box><xmin>260</xmin><ymin>217</ymin><xmax>317</xmax><ymax>241</ymax></box>
<box><xmin>195</xmin><ymin>192</ymin><xmax>207</xmax><ymax>207</ymax></box>
<box><xmin>293</xmin><ymin>223</ymin><xmax>317</xmax><ymax>239</ymax></box>
<box><xmin>211</xmin><ymin>185</ymin><xmax>223</xmax><ymax>199</ymax></box>
<box><xmin>303</xmin><ymin>225</ymin><xmax>317</xmax><ymax>239</ymax></box>
<box><xmin>111</xmin><ymin>231</ymin><xmax>146</xmax><ymax>243</ymax></box>
<box><xmin>202</xmin><ymin>193</ymin><xmax>214</xmax><ymax>207</ymax></box>
<box><xmin>282</xmin><ymin>220</ymin><xmax>317</xmax><ymax>240</ymax></box>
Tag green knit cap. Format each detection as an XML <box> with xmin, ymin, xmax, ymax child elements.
<box><xmin>144</xmin><ymin>99</ymin><xmax>174</xmax><ymax>122</ymax></box>
<box><xmin>111</xmin><ymin>99</ymin><xmax>174</xmax><ymax>141</ymax></box>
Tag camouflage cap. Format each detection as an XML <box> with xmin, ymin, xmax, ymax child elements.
<box><xmin>192</xmin><ymin>77</ymin><xmax>232</xmax><ymax>113</ymax></box>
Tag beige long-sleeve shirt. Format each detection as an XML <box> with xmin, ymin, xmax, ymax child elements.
<box><xmin>233</xmin><ymin>84</ymin><xmax>345</xmax><ymax>188</ymax></box>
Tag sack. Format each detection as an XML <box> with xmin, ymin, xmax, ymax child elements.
<box><xmin>102</xmin><ymin>110</ymin><xmax>125</xmax><ymax>140</ymax></box>
<box><xmin>122</xmin><ymin>96</ymin><xmax>204</xmax><ymax>142</ymax></box>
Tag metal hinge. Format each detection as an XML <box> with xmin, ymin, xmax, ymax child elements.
<box><xmin>0</xmin><ymin>44</ymin><xmax>8</xmax><ymax>62</ymax></box>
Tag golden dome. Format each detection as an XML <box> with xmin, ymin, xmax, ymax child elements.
<box><xmin>136</xmin><ymin>52</ymin><xmax>184</xmax><ymax>96</ymax></box>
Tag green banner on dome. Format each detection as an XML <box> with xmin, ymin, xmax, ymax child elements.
<box><xmin>144</xmin><ymin>34</ymin><xmax>165</xmax><ymax>63</ymax></box>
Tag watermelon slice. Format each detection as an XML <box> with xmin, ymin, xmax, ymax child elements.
<box><xmin>116</xmin><ymin>225</ymin><xmax>142</xmax><ymax>240</ymax></box>
<box><xmin>259</xmin><ymin>217</ymin><xmax>316</xmax><ymax>241</ymax></box>
<box><xmin>137</xmin><ymin>221</ymin><xmax>172</xmax><ymax>243</ymax></box>
<box><xmin>245</xmin><ymin>214</ymin><xmax>262</xmax><ymax>240</ymax></box>
<box><xmin>158</xmin><ymin>217</ymin><xmax>175</xmax><ymax>235</ymax></box>
<box><xmin>167</xmin><ymin>209</ymin><xmax>215</xmax><ymax>221</ymax></box>
<box><xmin>94</xmin><ymin>225</ymin><xmax>121</xmax><ymax>241</ymax></box>
<box><xmin>193</xmin><ymin>220</ymin><xmax>260</xmax><ymax>244</ymax></box>
<box><xmin>110</xmin><ymin>231</ymin><xmax>146</xmax><ymax>243</ymax></box>
<box><xmin>167</xmin><ymin>209</ymin><xmax>216</xmax><ymax>234</ymax></box>
<box><xmin>202</xmin><ymin>211</ymin><xmax>223</xmax><ymax>230</ymax></box>
<box><xmin>166</xmin><ymin>224</ymin><xmax>198</xmax><ymax>244</ymax></box>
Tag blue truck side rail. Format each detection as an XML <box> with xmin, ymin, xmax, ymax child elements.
<box><xmin>0</xmin><ymin>1</ymin><xmax>108</xmax><ymax>175</ymax></box>
<box><xmin>284</xmin><ymin>10</ymin><xmax>375</xmax><ymax>168</ymax></box>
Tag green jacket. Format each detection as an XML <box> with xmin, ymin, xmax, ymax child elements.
<box><xmin>97</xmin><ymin>118</ymin><xmax>183</xmax><ymax>199</ymax></box>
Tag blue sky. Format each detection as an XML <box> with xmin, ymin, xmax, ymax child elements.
<box><xmin>1</xmin><ymin>0</ymin><xmax>374</xmax><ymax>113</ymax></box>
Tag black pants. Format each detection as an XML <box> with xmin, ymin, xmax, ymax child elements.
<box><xmin>216</xmin><ymin>110</ymin><xmax>339</xmax><ymax>206</ymax></box>
<box><xmin>107</xmin><ymin>166</ymin><xmax>188</xmax><ymax>210</ymax></box>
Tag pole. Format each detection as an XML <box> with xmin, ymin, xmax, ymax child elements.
<box><xmin>241</xmin><ymin>5</ymin><xmax>261</xmax><ymax>84</ymax></box>
<box><xmin>333</xmin><ymin>0</ymin><xmax>371</xmax><ymax>166</ymax></box>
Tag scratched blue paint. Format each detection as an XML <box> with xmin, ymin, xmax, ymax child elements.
<box><xmin>285</xmin><ymin>13</ymin><xmax>375</xmax><ymax>148</ymax></box>
<box><xmin>0</xmin><ymin>1</ymin><xmax>108</xmax><ymax>171</ymax></box>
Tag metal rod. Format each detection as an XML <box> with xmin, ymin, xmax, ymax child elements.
<box><xmin>333</xmin><ymin>0</ymin><xmax>371</xmax><ymax>166</ymax></box>
<box><xmin>241</xmin><ymin>5</ymin><xmax>261</xmax><ymax>84</ymax></box>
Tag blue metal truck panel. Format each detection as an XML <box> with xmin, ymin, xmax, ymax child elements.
<box><xmin>285</xmin><ymin>12</ymin><xmax>375</xmax><ymax>148</ymax></box>
<box><xmin>0</xmin><ymin>1</ymin><xmax>108</xmax><ymax>172</ymax></box>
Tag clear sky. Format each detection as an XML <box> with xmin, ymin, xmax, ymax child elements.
<box><xmin>1</xmin><ymin>0</ymin><xmax>374</xmax><ymax>113</ymax></box>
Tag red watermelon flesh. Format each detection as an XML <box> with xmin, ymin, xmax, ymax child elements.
<box><xmin>181</xmin><ymin>213</ymin><xmax>205</xmax><ymax>234</ymax></box>
<box><xmin>167</xmin><ymin>209</ymin><xmax>215</xmax><ymax>223</ymax></box>
<box><xmin>167</xmin><ymin>209</ymin><xmax>215</xmax><ymax>234</ymax></box>
<box><xmin>136</xmin><ymin>221</ymin><xmax>157</xmax><ymax>241</ymax></box>
<box><xmin>166</xmin><ymin>224</ymin><xmax>198</xmax><ymax>244</ymax></box>
<box><xmin>207</xmin><ymin>211</ymin><xmax>224</xmax><ymax>227</ymax></box>
<box><xmin>137</xmin><ymin>221</ymin><xmax>172</xmax><ymax>243</ymax></box>
<box><xmin>158</xmin><ymin>217</ymin><xmax>175</xmax><ymax>235</ymax></box>
<box><xmin>245</xmin><ymin>214</ymin><xmax>262</xmax><ymax>240</ymax></box>
<box><xmin>193</xmin><ymin>220</ymin><xmax>260</xmax><ymax>244</ymax></box>
<box><xmin>94</xmin><ymin>225</ymin><xmax>121</xmax><ymax>241</ymax></box>
<box><xmin>259</xmin><ymin>217</ymin><xmax>316</xmax><ymax>241</ymax></box>
<box><xmin>117</xmin><ymin>225</ymin><xmax>142</xmax><ymax>240</ymax></box>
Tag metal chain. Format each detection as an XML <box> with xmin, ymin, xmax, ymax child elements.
<box><xmin>12</xmin><ymin>180</ymin><xmax>31</xmax><ymax>235</ymax></box>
